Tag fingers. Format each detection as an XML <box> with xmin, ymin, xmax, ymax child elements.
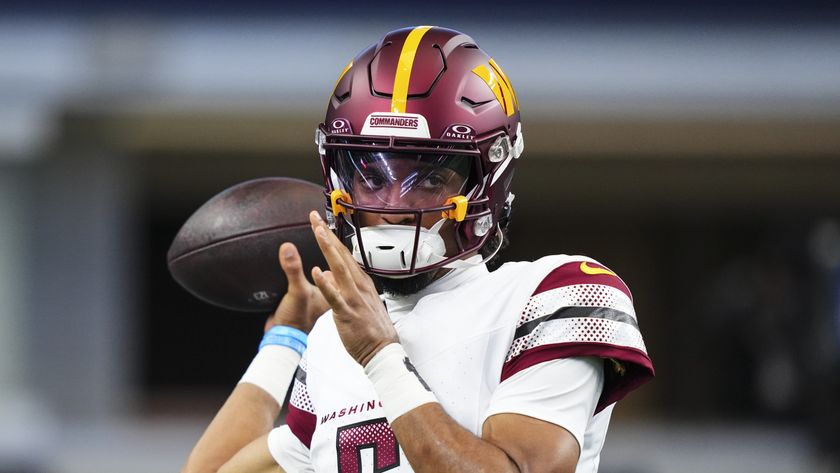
<box><xmin>311</xmin><ymin>266</ymin><xmax>350</xmax><ymax>314</ymax></box>
<box><xmin>315</xmin><ymin>225</ymin><xmax>359</xmax><ymax>292</ymax></box>
<box><xmin>309</xmin><ymin>211</ymin><xmax>332</xmax><ymax>241</ymax></box>
<box><xmin>309</xmin><ymin>211</ymin><xmax>376</xmax><ymax>292</ymax></box>
<box><xmin>338</xmin><ymin>232</ymin><xmax>369</xmax><ymax>279</ymax></box>
<box><xmin>278</xmin><ymin>242</ymin><xmax>310</xmax><ymax>290</ymax></box>
<box><xmin>310</xmin><ymin>211</ymin><xmax>357</xmax><ymax>288</ymax></box>
<box><xmin>340</xmin><ymin>241</ymin><xmax>377</xmax><ymax>292</ymax></box>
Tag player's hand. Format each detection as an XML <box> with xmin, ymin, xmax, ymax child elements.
<box><xmin>308</xmin><ymin>211</ymin><xmax>399</xmax><ymax>367</ymax></box>
<box><xmin>265</xmin><ymin>242</ymin><xmax>330</xmax><ymax>334</ymax></box>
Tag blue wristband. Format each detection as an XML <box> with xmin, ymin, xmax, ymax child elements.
<box><xmin>260</xmin><ymin>325</ymin><xmax>308</xmax><ymax>356</ymax></box>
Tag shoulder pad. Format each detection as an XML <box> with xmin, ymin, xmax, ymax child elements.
<box><xmin>533</xmin><ymin>258</ymin><xmax>632</xmax><ymax>301</ymax></box>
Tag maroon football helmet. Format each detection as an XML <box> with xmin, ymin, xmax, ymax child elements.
<box><xmin>316</xmin><ymin>26</ymin><xmax>524</xmax><ymax>277</ymax></box>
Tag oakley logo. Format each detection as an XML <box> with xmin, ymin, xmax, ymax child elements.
<box><xmin>330</xmin><ymin>118</ymin><xmax>352</xmax><ymax>134</ymax></box>
<box><xmin>443</xmin><ymin>124</ymin><xmax>475</xmax><ymax>140</ymax></box>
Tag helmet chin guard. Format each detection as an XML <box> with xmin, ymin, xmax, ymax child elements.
<box><xmin>351</xmin><ymin>220</ymin><xmax>447</xmax><ymax>278</ymax></box>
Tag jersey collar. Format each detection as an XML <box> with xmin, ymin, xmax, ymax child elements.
<box><xmin>384</xmin><ymin>255</ymin><xmax>488</xmax><ymax>319</ymax></box>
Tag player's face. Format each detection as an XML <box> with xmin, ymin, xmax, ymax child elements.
<box><xmin>334</xmin><ymin>150</ymin><xmax>470</xmax><ymax>228</ymax></box>
<box><xmin>352</xmin><ymin>157</ymin><xmax>465</xmax><ymax>227</ymax></box>
<box><xmin>332</xmin><ymin>151</ymin><xmax>469</xmax><ymax>258</ymax></box>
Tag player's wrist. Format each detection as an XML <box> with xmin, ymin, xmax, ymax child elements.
<box><xmin>268</xmin><ymin>319</ymin><xmax>310</xmax><ymax>333</ymax></box>
<box><xmin>259</xmin><ymin>325</ymin><xmax>308</xmax><ymax>355</ymax></box>
<box><xmin>238</xmin><ymin>346</ymin><xmax>299</xmax><ymax>406</ymax></box>
<box><xmin>358</xmin><ymin>340</ymin><xmax>396</xmax><ymax>367</ymax></box>
<box><xmin>239</xmin><ymin>326</ymin><xmax>306</xmax><ymax>404</ymax></box>
<box><xmin>364</xmin><ymin>343</ymin><xmax>438</xmax><ymax>424</ymax></box>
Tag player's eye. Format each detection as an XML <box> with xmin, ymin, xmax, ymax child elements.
<box><xmin>417</xmin><ymin>172</ymin><xmax>448</xmax><ymax>190</ymax></box>
<box><xmin>360</xmin><ymin>173</ymin><xmax>386</xmax><ymax>190</ymax></box>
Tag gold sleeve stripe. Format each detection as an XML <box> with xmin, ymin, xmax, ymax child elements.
<box><xmin>332</xmin><ymin>60</ymin><xmax>353</xmax><ymax>95</ymax></box>
<box><xmin>471</xmin><ymin>63</ymin><xmax>515</xmax><ymax>116</ymax></box>
<box><xmin>391</xmin><ymin>25</ymin><xmax>434</xmax><ymax>114</ymax></box>
<box><xmin>488</xmin><ymin>58</ymin><xmax>518</xmax><ymax>110</ymax></box>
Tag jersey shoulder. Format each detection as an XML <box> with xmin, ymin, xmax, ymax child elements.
<box><xmin>528</xmin><ymin>255</ymin><xmax>634</xmax><ymax>303</ymax></box>
<box><xmin>500</xmin><ymin>254</ymin><xmax>654</xmax><ymax>413</ymax></box>
<box><xmin>492</xmin><ymin>254</ymin><xmax>635</xmax><ymax>317</ymax></box>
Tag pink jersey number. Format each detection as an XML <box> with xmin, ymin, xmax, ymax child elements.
<box><xmin>336</xmin><ymin>418</ymin><xmax>400</xmax><ymax>473</ymax></box>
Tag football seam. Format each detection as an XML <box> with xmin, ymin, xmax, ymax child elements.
<box><xmin>168</xmin><ymin>222</ymin><xmax>314</xmax><ymax>264</ymax></box>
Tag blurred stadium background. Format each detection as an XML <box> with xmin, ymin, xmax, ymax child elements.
<box><xmin>1</xmin><ymin>1</ymin><xmax>840</xmax><ymax>472</ymax></box>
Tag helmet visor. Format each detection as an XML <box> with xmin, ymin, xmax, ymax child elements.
<box><xmin>331</xmin><ymin>149</ymin><xmax>472</xmax><ymax>209</ymax></box>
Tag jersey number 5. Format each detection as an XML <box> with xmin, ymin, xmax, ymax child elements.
<box><xmin>336</xmin><ymin>417</ymin><xmax>400</xmax><ymax>473</ymax></box>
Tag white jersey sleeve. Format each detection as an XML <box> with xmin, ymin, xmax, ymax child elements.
<box><xmin>268</xmin><ymin>352</ymin><xmax>317</xmax><ymax>471</ymax></box>
<box><xmin>285</xmin><ymin>354</ymin><xmax>317</xmax><ymax>449</ymax></box>
<box><xmin>267</xmin><ymin>425</ymin><xmax>315</xmax><ymax>473</ymax></box>
<box><xmin>501</xmin><ymin>257</ymin><xmax>654</xmax><ymax>414</ymax></box>
<box><xmin>482</xmin><ymin>356</ymin><xmax>604</xmax><ymax>449</ymax></box>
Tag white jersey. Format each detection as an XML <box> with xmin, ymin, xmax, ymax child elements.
<box><xmin>269</xmin><ymin>255</ymin><xmax>654</xmax><ymax>472</ymax></box>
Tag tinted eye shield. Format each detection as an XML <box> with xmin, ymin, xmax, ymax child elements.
<box><xmin>319</xmin><ymin>130</ymin><xmax>498</xmax><ymax>224</ymax></box>
<box><xmin>318</xmin><ymin>124</ymin><xmax>508</xmax><ymax>205</ymax></box>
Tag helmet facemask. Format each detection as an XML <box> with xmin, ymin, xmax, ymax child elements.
<box><xmin>321</xmin><ymin>137</ymin><xmax>497</xmax><ymax>278</ymax></box>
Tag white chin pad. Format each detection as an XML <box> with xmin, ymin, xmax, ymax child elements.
<box><xmin>351</xmin><ymin>220</ymin><xmax>446</xmax><ymax>275</ymax></box>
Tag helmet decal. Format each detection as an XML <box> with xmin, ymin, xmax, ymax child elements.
<box><xmin>329</xmin><ymin>118</ymin><xmax>353</xmax><ymax>134</ymax></box>
<box><xmin>442</xmin><ymin>124</ymin><xmax>476</xmax><ymax>140</ymax></box>
<box><xmin>360</xmin><ymin>112</ymin><xmax>430</xmax><ymax>138</ymax></box>
<box><xmin>472</xmin><ymin>61</ymin><xmax>518</xmax><ymax>116</ymax></box>
<box><xmin>488</xmin><ymin>58</ymin><xmax>518</xmax><ymax>109</ymax></box>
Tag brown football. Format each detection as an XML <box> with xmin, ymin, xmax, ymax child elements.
<box><xmin>167</xmin><ymin>177</ymin><xmax>327</xmax><ymax>313</ymax></box>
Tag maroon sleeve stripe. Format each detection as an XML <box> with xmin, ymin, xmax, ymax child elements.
<box><xmin>501</xmin><ymin>342</ymin><xmax>654</xmax><ymax>414</ymax></box>
<box><xmin>286</xmin><ymin>404</ymin><xmax>316</xmax><ymax>449</ymax></box>
<box><xmin>533</xmin><ymin>261</ymin><xmax>632</xmax><ymax>301</ymax></box>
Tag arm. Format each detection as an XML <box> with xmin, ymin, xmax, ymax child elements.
<box><xmin>392</xmin><ymin>405</ymin><xmax>580</xmax><ymax>473</ymax></box>
<box><xmin>361</xmin><ymin>344</ymin><xmax>597</xmax><ymax>473</ymax></box>
<box><xmin>183</xmin><ymin>385</ymin><xmax>282</xmax><ymax>473</ymax></box>
<box><xmin>306</xmin><ymin>212</ymin><xmax>587</xmax><ymax>472</ymax></box>
<box><xmin>181</xmin><ymin>242</ymin><xmax>328</xmax><ymax>473</ymax></box>
<box><xmin>388</xmin><ymin>356</ymin><xmax>604</xmax><ymax>473</ymax></box>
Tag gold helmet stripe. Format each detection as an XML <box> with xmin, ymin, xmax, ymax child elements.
<box><xmin>391</xmin><ymin>25</ymin><xmax>434</xmax><ymax>114</ymax></box>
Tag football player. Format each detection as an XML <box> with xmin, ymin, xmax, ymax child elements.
<box><xmin>182</xmin><ymin>26</ymin><xmax>654</xmax><ymax>473</ymax></box>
